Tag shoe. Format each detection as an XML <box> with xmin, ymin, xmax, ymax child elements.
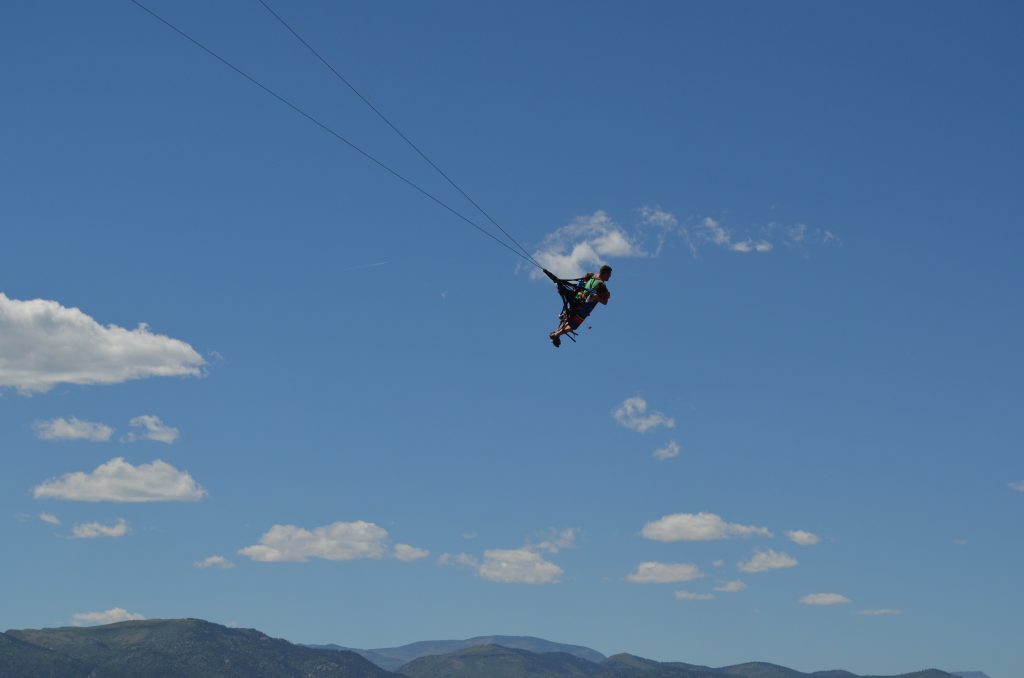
<box><xmin>549</xmin><ymin>332</ymin><xmax>561</xmax><ymax>348</ymax></box>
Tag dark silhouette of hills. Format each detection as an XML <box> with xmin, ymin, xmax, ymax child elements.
<box><xmin>1</xmin><ymin>618</ymin><xmax>391</xmax><ymax>678</ymax></box>
<box><xmin>0</xmin><ymin>618</ymin><xmax>971</xmax><ymax>678</ymax></box>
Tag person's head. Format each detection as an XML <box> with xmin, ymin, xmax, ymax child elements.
<box><xmin>598</xmin><ymin>264</ymin><xmax>613</xmax><ymax>281</ymax></box>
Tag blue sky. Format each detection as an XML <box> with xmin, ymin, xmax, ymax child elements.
<box><xmin>1</xmin><ymin>1</ymin><xmax>1021</xmax><ymax>676</ymax></box>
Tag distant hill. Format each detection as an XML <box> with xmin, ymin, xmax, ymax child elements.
<box><xmin>399</xmin><ymin>644</ymin><xmax>597</xmax><ymax>678</ymax></box>
<box><xmin>392</xmin><ymin>646</ymin><xmax>962</xmax><ymax>678</ymax></box>
<box><xmin>2</xmin><ymin>618</ymin><xmax>393</xmax><ymax>678</ymax></box>
<box><xmin>310</xmin><ymin>635</ymin><xmax>606</xmax><ymax>671</ymax></box>
<box><xmin>951</xmin><ymin>673</ymin><xmax>991</xmax><ymax>678</ymax></box>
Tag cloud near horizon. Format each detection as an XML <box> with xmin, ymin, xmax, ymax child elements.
<box><xmin>800</xmin><ymin>593</ymin><xmax>851</xmax><ymax>605</ymax></box>
<box><xmin>122</xmin><ymin>415</ymin><xmax>179</xmax><ymax>444</ymax></box>
<box><xmin>33</xmin><ymin>458</ymin><xmax>206</xmax><ymax>503</ymax></box>
<box><xmin>642</xmin><ymin>512</ymin><xmax>772</xmax><ymax>542</ymax></box>
<box><xmin>0</xmin><ymin>293</ymin><xmax>205</xmax><ymax>394</ymax></box>
<box><xmin>785</xmin><ymin>529</ymin><xmax>821</xmax><ymax>546</ymax></box>
<box><xmin>72</xmin><ymin>608</ymin><xmax>145</xmax><ymax>626</ymax></box>
<box><xmin>239</xmin><ymin>521</ymin><xmax>391</xmax><ymax>562</ymax></box>
<box><xmin>739</xmin><ymin>549</ymin><xmax>798</xmax><ymax>573</ymax></box>
<box><xmin>72</xmin><ymin>518</ymin><xmax>128</xmax><ymax>539</ymax></box>
<box><xmin>627</xmin><ymin>561</ymin><xmax>703</xmax><ymax>584</ymax></box>
<box><xmin>34</xmin><ymin>417</ymin><xmax>113</xmax><ymax>442</ymax></box>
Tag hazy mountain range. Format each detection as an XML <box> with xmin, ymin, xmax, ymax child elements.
<box><xmin>0</xmin><ymin>619</ymin><xmax>985</xmax><ymax>678</ymax></box>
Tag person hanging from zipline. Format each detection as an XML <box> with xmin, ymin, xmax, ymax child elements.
<box><xmin>545</xmin><ymin>264</ymin><xmax>612</xmax><ymax>347</ymax></box>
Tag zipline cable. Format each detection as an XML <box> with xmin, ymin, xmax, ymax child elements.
<box><xmin>129</xmin><ymin>0</ymin><xmax>542</xmax><ymax>269</ymax></box>
<box><xmin>255</xmin><ymin>0</ymin><xmax>543</xmax><ymax>270</ymax></box>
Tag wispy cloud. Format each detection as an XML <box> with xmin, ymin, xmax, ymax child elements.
<box><xmin>800</xmin><ymin>593</ymin><xmax>851</xmax><ymax>606</ymax></box>
<box><xmin>1010</xmin><ymin>481</ymin><xmax>1024</xmax><ymax>493</ymax></box>
<box><xmin>785</xmin><ymin>529</ymin><xmax>821</xmax><ymax>546</ymax></box>
<box><xmin>39</xmin><ymin>512</ymin><xmax>61</xmax><ymax>526</ymax></box>
<box><xmin>675</xmin><ymin>590</ymin><xmax>715</xmax><ymax>601</ymax></box>
<box><xmin>195</xmin><ymin>555</ymin><xmax>235</xmax><ymax>569</ymax></box>
<box><xmin>122</xmin><ymin>415</ymin><xmax>179</xmax><ymax>444</ymax></box>
<box><xmin>642</xmin><ymin>512</ymin><xmax>772</xmax><ymax>542</ymax></box>
<box><xmin>33</xmin><ymin>458</ymin><xmax>206</xmax><ymax>503</ymax></box>
<box><xmin>72</xmin><ymin>518</ymin><xmax>128</xmax><ymax>539</ymax></box>
<box><xmin>739</xmin><ymin>549</ymin><xmax>798</xmax><ymax>573</ymax></box>
<box><xmin>34</xmin><ymin>417</ymin><xmax>113</xmax><ymax>442</ymax></box>
<box><xmin>860</xmin><ymin>608</ymin><xmax>901</xmax><ymax>616</ymax></box>
<box><xmin>529</xmin><ymin>528</ymin><xmax>577</xmax><ymax>554</ymax></box>
<box><xmin>0</xmin><ymin>293</ymin><xmax>204</xmax><ymax>394</ymax></box>
<box><xmin>239</xmin><ymin>521</ymin><xmax>389</xmax><ymax>563</ymax></box>
<box><xmin>653</xmin><ymin>440</ymin><xmax>680</xmax><ymax>461</ymax></box>
<box><xmin>343</xmin><ymin>261</ymin><xmax>390</xmax><ymax>272</ymax></box>
<box><xmin>613</xmin><ymin>397</ymin><xmax>675</xmax><ymax>433</ymax></box>
<box><xmin>627</xmin><ymin>562</ymin><xmax>703</xmax><ymax>584</ymax></box>
<box><xmin>714</xmin><ymin>580</ymin><xmax>747</xmax><ymax>593</ymax></box>
<box><xmin>72</xmin><ymin>608</ymin><xmax>145</xmax><ymax>626</ymax></box>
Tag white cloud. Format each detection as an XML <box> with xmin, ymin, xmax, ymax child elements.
<box><xmin>638</xmin><ymin>207</ymin><xmax>678</xmax><ymax>228</ymax></box>
<box><xmin>642</xmin><ymin>512</ymin><xmax>772</xmax><ymax>542</ymax></box>
<box><xmin>785</xmin><ymin>529</ymin><xmax>821</xmax><ymax>546</ymax></box>
<box><xmin>477</xmin><ymin>548</ymin><xmax>563</xmax><ymax>584</ymax></box>
<box><xmin>39</xmin><ymin>512</ymin><xmax>61</xmax><ymax>525</ymax></box>
<box><xmin>653</xmin><ymin>440</ymin><xmax>680</xmax><ymax>460</ymax></box>
<box><xmin>860</xmin><ymin>608</ymin><xmax>901</xmax><ymax>616</ymax></box>
<box><xmin>33</xmin><ymin>458</ymin><xmax>206</xmax><ymax>503</ymax></box>
<box><xmin>34</xmin><ymin>417</ymin><xmax>113</xmax><ymax>442</ymax></box>
<box><xmin>714</xmin><ymin>580</ymin><xmax>747</xmax><ymax>593</ymax></box>
<box><xmin>693</xmin><ymin>218</ymin><xmax>773</xmax><ymax>255</ymax></box>
<box><xmin>72</xmin><ymin>608</ymin><xmax>145</xmax><ymax>626</ymax></box>
<box><xmin>530</xmin><ymin>528</ymin><xmax>577</xmax><ymax>554</ymax></box>
<box><xmin>239</xmin><ymin>521</ymin><xmax>389</xmax><ymax>562</ymax></box>
<box><xmin>531</xmin><ymin>211</ymin><xmax>645</xmax><ymax>279</ymax></box>
<box><xmin>739</xmin><ymin>549</ymin><xmax>798</xmax><ymax>573</ymax></box>
<box><xmin>627</xmin><ymin>562</ymin><xmax>703</xmax><ymax>584</ymax></box>
<box><xmin>72</xmin><ymin>518</ymin><xmax>128</xmax><ymax>539</ymax></box>
<box><xmin>394</xmin><ymin>544</ymin><xmax>430</xmax><ymax>562</ymax></box>
<box><xmin>613</xmin><ymin>397</ymin><xmax>675</xmax><ymax>433</ymax></box>
<box><xmin>195</xmin><ymin>555</ymin><xmax>235</xmax><ymax>569</ymax></box>
<box><xmin>0</xmin><ymin>293</ymin><xmax>204</xmax><ymax>394</ymax></box>
<box><xmin>122</xmin><ymin>415</ymin><xmax>179</xmax><ymax>444</ymax></box>
<box><xmin>800</xmin><ymin>593</ymin><xmax>851</xmax><ymax>606</ymax></box>
<box><xmin>675</xmin><ymin>590</ymin><xmax>715</xmax><ymax>601</ymax></box>
<box><xmin>712</xmin><ymin>559</ymin><xmax>725</xmax><ymax>568</ymax></box>
<box><xmin>1010</xmin><ymin>481</ymin><xmax>1024</xmax><ymax>492</ymax></box>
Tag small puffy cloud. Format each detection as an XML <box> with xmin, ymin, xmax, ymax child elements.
<box><xmin>122</xmin><ymin>415</ymin><xmax>179</xmax><ymax>444</ymax></box>
<box><xmin>675</xmin><ymin>591</ymin><xmax>715</xmax><ymax>601</ymax></box>
<box><xmin>72</xmin><ymin>608</ymin><xmax>145</xmax><ymax>626</ymax></box>
<box><xmin>477</xmin><ymin>548</ymin><xmax>563</xmax><ymax>584</ymax></box>
<box><xmin>39</xmin><ymin>512</ymin><xmax>61</xmax><ymax>526</ymax></box>
<box><xmin>785</xmin><ymin>529</ymin><xmax>821</xmax><ymax>546</ymax></box>
<box><xmin>239</xmin><ymin>521</ymin><xmax>389</xmax><ymax>562</ymax></box>
<box><xmin>739</xmin><ymin>549</ymin><xmax>798</xmax><ymax>573</ymax></box>
<box><xmin>34</xmin><ymin>417</ymin><xmax>113</xmax><ymax>442</ymax></box>
<box><xmin>800</xmin><ymin>593</ymin><xmax>851</xmax><ymax>606</ymax></box>
<box><xmin>714</xmin><ymin>580</ymin><xmax>747</xmax><ymax>593</ymax></box>
<box><xmin>0</xmin><ymin>293</ymin><xmax>204</xmax><ymax>394</ymax></box>
<box><xmin>33</xmin><ymin>458</ymin><xmax>206</xmax><ymax>503</ymax></box>
<box><xmin>860</xmin><ymin>608</ymin><xmax>901</xmax><ymax>616</ymax></box>
<box><xmin>642</xmin><ymin>512</ymin><xmax>772</xmax><ymax>542</ymax></box>
<box><xmin>195</xmin><ymin>555</ymin><xmax>235</xmax><ymax>569</ymax></box>
<box><xmin>653</xmin><ymin>440</ymin><xmax>680</xmax><ymax>461</ymax></box>
<box><xmin>532</xmin><ymin>211</ymin><xmax>646</xmax><ymax>279</ymax></box>
<box><xmin>613</xmin><ymin>397</ymin><xmax>675</xmax><ymax>433</ymax></box>
<box><xmin>394</xmin><ymin>544</ymin><xmax>430</xmax><ymax>562</ymax></box>
<box><xmin>72</xmin><ymin>518</ymin><xmax>128</xmax><ymax>539</ymax></box>
<box><xmin>1010</xmin><ymin>481</ymin><xmax>1024</xmax><ymax>493</ymax></box>
<box><xmin>627</xmin><ymin>562</ymin><xmax>703</xmax><ymax>584</ymax></box>
<box><xmin>712</xmin><ymin>560</ymin><xmax>725</xmax><ymax>568</ymax></box>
